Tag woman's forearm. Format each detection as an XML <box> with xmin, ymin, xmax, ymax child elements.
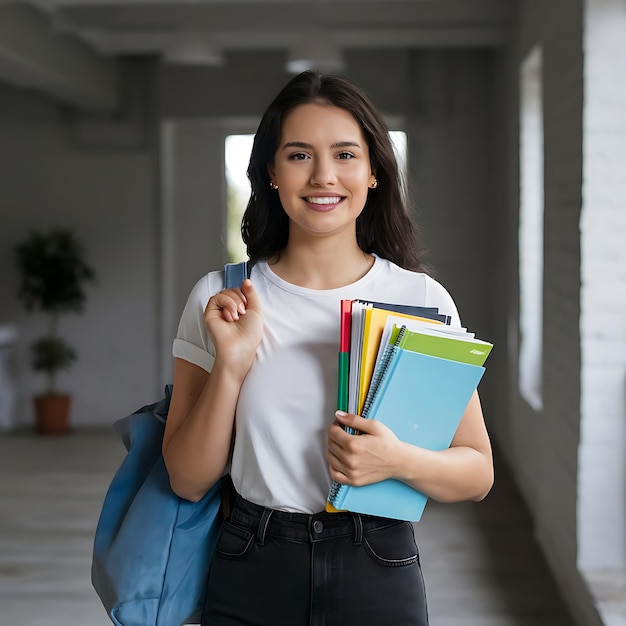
<box><xmin>394</xmin><ymin>442</ymin><xmax>494</xmax><ymax>503</ymax></box>
<box><xmin>163</xmin><ymin>361</ymin><xmax>244</xmax><ymax>502</ymax></box>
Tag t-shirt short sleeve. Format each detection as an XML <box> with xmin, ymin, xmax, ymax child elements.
<box><xmin>423</xmin><ymin>274</ymin><xmax>463</xmax><ymax>328</ymax></box>
<box><xmin>172</xmin><ymin>271</ymin><xmax>223</xmax><ymax>373</ymax></box>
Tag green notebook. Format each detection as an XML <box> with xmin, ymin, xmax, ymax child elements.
<box><xmin>389</xmin><ymin>324</ymin><xmax>493</xmax><ymax>366</ymax></box>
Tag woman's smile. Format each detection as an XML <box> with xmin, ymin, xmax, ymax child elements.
<box><xmin>303</xmin><ymin>195</ymin><xmax>346</xmax><ymax>211</ymax></box>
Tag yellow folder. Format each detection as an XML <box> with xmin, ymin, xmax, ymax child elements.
<box><xmin>357</xmin><ymin>308</ymin><xmax>442</xmax><ymax>413</ymax></box>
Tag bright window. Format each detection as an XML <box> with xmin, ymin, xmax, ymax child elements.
<box><xmin>518</xmin><ymin>46</ymin><xmax>544</xmax><ymax>411</ymax></box>
<box><xmin>225</xmin><ymin>134</ymin><xmax>254</xmax><ymax>263</ymax></box>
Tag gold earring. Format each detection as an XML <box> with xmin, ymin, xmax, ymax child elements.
<box><xmin>270</xmin><ymin>182</ymin><xmax>279</xmax><ymax>190</ymax></box>
<box><xmin>370</xmin><ymin>178</ymin><xmax>378</xmax><ymax>189</ymax></box>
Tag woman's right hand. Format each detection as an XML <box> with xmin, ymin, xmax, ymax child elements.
<box><xmin>204</xmin><ymin>279</ymin><xmax>263</xmax><ymax>379</ymax></box>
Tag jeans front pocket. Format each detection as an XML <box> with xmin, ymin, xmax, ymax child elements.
<box><xmin>214</xmin><ymin>520</ymin><xmax>255</xmax><ymax>561</ymax></box>
<box><xmin>363</xmin><ymin>521</ymin><xmax>419</xmax><ymax>568</ymax></box>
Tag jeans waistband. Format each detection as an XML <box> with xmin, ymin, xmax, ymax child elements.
<box><xmin>229</xmin><ymin>495</ymin><xmax>402</xmax><ymax>545</ymax></box>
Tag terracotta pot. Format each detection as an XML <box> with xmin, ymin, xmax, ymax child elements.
<box><xmin>34</xmin><ymin>394</ymin><xmax>71</xmax><ymax>435</ymax></box>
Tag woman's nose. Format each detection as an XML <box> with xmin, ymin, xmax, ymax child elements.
<box><xmin>309</xmin><ymin>158</ymin><xmax>336</xmax><ymax>186</ymax></box>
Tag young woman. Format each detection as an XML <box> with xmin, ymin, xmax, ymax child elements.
<box><xmin>162</xmin><ymin>70</ymin><xmax>494</xmax><ymax>626</ymax></box>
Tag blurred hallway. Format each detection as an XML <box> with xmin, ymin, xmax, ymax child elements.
<box><xmin>0</xmin><ymin>429</ymin><xmax>574</xmax><ymax>626</ymax></box>
<box><xmin>1</xmin><ymin>1</ymin><xmax>625</xmax><ymax>623</ymax></box>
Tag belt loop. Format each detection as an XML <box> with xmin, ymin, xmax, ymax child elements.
<box><xmin>257</xmin><ymin>508</ymin><xmax>273</xmax><ymax>546</ymax></box>
<box><xmin>352</xmin><ymin>513</ymin><xmax>363</xmax><ymax>545</ymax></box>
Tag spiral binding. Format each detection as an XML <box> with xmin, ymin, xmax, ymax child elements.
<box><xmin>328</xmin><ymin>480</ymin><xmax>345</xmax><ymax>503</ymax></box>
<box><xmin>361</xmin><ymin>325</ymin><xmax>407</xmax><ymax>418</ymax></box>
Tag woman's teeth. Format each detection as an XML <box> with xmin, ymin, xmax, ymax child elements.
<box><xmin>305</xmin><ymin>197</ymin><xmax>342</xmax><ymax>205</ymax></box>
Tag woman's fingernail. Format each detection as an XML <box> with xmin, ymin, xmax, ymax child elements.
<box><xmin>238</xmin><ymin>303</ymin><xmax>246</xmax><ymax>314</ymax></box>
<box><xmin>335</xmin><ymin>410</ymin><xmax>348</xmax><ymax>418</ymax></box>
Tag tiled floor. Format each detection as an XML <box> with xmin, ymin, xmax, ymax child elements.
<box><xmin>0</xmin><ymin>428</ymin><xmax>576</xmax><ymax>626</ymax></box>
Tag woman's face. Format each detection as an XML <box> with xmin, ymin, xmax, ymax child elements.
<box><xmin>268</xmin><ymin>102</ymin><xmax>376</xmax><ymax>242</ymax></box>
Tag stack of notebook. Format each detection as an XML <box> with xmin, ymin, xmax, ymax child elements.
<box><xmin>328</xmin><ymin>298</ymin><xmax>493</xmax><ymax>522</ymax></box>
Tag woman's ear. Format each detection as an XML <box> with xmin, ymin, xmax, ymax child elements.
<box><xmin>268</xmin><ymin>164</ymin><xmax>279</xmax><ymax>190</ymax></box>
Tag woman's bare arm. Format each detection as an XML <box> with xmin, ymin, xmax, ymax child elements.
<box><xmin>162</xmin><ymin>280</ymin><xmax>263</xmax><ymax>502</ymax></box>
<box><xmin>327</xmin><ymin>390</ymin><xmax>494</xmax><ymax>503</ymax></box>
<box><xmin>162</xmin><ymin>358</ymin><xmax>243</xmax><ymax>502</ymax></box>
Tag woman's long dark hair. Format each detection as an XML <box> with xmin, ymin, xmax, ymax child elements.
<box><xmin>242</xmin><ymin>69</ymin><xmax>426</xmax><ymax>272</ymax></box>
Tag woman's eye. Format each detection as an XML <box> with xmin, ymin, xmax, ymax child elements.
<box><xmin>289</xmin><ymin>152</ymin><xmax>309</xmax><ymax>161</ymax></box>
<box><xmin>337</xmin><ymin>152</ymin><xmax>355</xmax><ymax>160</ymax></box>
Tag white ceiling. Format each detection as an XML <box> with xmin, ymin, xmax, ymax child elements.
<box><xmin>0</xmin><ymin>0</ymin><xmax>511</xmax><ymax>109</ymax></box>
<box><xmin>28</xmin><ymin>0</ymin><xmax>512</xmax><ymax>53</ymax></box>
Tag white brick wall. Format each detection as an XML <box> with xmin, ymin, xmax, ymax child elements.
<box><xmin>579</xmin><ymin>0</ymin><xmax>626</xmax><ymax>622</ymax></box>
<box><xmin>499</xmin><ymin>0</ymin><xmax>626</xmax><ymax>623</ymax></box>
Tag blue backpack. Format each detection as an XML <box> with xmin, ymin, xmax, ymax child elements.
<box><xmin>92</xmin><ymin>261</ymin><xmax>248</xmax><ymax>626</ymax></box>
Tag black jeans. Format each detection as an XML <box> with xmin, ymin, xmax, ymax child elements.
<box><xmin>201</xmin><ymin>495</ymin><xmax>429</xmax><ymax>626</ymax></box>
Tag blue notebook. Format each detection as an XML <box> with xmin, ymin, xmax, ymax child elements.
<box><xmin>327</xmin><ymin>344</ymin><xmax>485</xmax><ymax>522</ymax></box>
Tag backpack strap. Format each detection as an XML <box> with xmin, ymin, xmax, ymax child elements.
<box><xmin>224</xmin><ymin>261</ymin><xmax>249</xmax><ymax>289</ymax></box>
<box><xmin>220</xmin><ymin>259</ymin><xmax>249</xmax><ymax>519</ymax></box>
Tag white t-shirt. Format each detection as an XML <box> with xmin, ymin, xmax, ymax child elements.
<box><xmin>173</xmin><ymin>256</ymin><xmax>461</xmax><ymax>514</ymax></box>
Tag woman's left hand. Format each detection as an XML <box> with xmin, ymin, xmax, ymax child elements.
<box><xmin>326</xmin><ymin>411</ymin><xmax>403</xmax><ymax>487</ymax></box>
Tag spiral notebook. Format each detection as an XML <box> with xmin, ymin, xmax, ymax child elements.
<box><xmin>342</xmin><ymin>301</ymin><xmax>449</xmax><ymax>417</ymax></box>
<box><xmin>328</xmin><ymin>325</ymin><xmax>490</xmax><ymax>522</ymax></box>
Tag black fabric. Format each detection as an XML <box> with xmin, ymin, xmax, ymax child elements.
<box><xmin>202</xmin><ymin>496</ymin><xmax>429</xmax><ymax>626</ymax></box>
<box><xmin>219</xmin><ymin>474</ymin><xmax>237</xmax><ymax>521</ymax></box>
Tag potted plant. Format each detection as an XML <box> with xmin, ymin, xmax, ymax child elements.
<box><xmin>15</xmin><ymin>229</ymin><xmax>95</xmax><ymax>434</ymax></box>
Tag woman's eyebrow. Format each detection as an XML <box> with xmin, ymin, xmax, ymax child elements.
<box><xmin>281</xmin><ymin>140</ymin><xmax>362</xmax><ymax>150</ymax></box>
